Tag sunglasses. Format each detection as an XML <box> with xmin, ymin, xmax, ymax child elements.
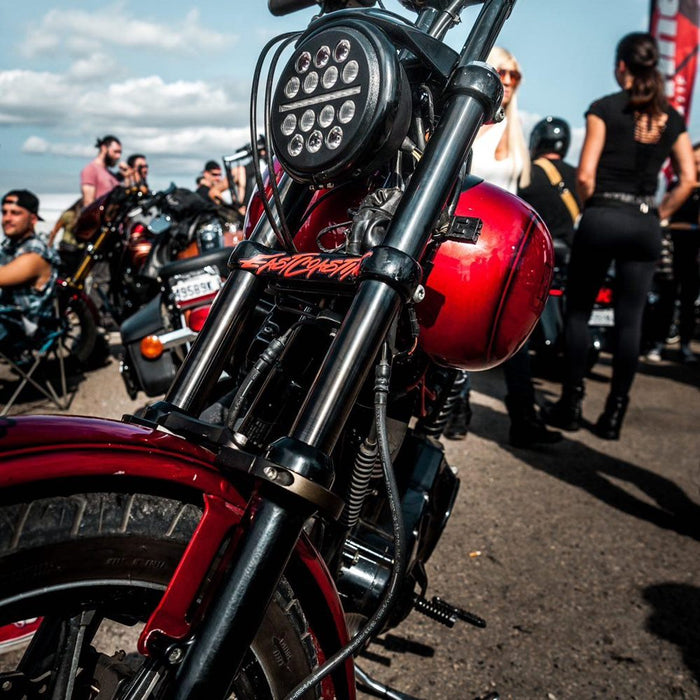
<box><xmin>497</xmin><ymin>68</ymin><xmax>522</xmax><ymax>85</ymax></box>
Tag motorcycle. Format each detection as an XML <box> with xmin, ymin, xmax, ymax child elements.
<box><xmin>69</xmin><ymin>184</ymin><xmax>240</xmax><ymax>328</ymax></box>
<box><xmin>119</xmin><ymin>244</ymin><xmax>240</xmax><ymax>399</ymax></box>
<box><xmin>531</xmin><ymin>240</ymin><xmax>615</xmax><ymax>376</ymax></box>
<box><xmin>119</xmin><ymin>166</ymin><xmax>247</xmax><ymax>399</ymax></box>
<box><xmin>0</xmin><ymin>1</ymin><xmax>553</xmax><ymax>698</ymax></box>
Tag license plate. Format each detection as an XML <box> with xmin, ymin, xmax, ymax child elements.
<box><xmin>589</xmin><ymin>308</ymin><xmax>614</xmax><ymax>327</ymax></box>
<box><xmin>171</xmin><ymin>269</ymin><xmax>222</xmax><ymax>308</ymax></box>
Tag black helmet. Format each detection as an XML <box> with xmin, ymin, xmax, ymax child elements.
<box><xmin>529</xmin><ymin>116</ymin><xmax>570</xmax><ymax>159</ymax></box>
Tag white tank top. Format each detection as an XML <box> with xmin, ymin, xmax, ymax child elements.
<box><xmin>470</xmin><ymin>118</ymin><xmax>522</xmax><ymax>194</ymax></box>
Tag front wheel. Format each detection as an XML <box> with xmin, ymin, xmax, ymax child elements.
<box><xmin>0</xmin><ymin>489</ymin><xmax>319</xmax><ymax>699</ymax></box>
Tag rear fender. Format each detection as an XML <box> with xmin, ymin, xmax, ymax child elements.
<box><xmin>0</xmin><ymin>415</ymin><xmax>354</xmax><ymax>699</ymax></box>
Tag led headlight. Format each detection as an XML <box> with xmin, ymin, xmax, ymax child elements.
<box><xmin>271</xmin><ymin>22</ymin><xmax>411</xmax><ymax>186</ymax></box>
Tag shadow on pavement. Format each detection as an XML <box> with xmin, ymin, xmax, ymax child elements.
<box><xmin>468</xmin><ymin>403</ymin><xmax>700</xmax><ymax>542</ymax></box>
<box><xmin>644</xmin><ymin>583</ymin><xmax>700</xmax><ymax>685</ymax></box>
<box><xmin>0</xmin><ymin>356</ymin><xmax>87</xmax><ymax>415</ymax></box>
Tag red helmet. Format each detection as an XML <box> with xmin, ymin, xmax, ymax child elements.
<box><xmin>416</xmin><ymin>179</ymin><xmax>554</xmax><ymax>371</ymax></box>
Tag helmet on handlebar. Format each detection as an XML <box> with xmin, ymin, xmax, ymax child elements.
<box><xmin>529</xmin><ymin>116</ymin><xmax>570</xmax><ymax>159</ymax></box>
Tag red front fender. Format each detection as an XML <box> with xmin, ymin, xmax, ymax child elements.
<box><xmin>0</xmin><ymin>415</ymin><xmax>354</xmax><ymax>699</ymax></box>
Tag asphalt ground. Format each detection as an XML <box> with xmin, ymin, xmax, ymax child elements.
<box><xmin>1</xmin><ymin>336</ymin><xmax>699</xmax><ymax>699</ymax></box>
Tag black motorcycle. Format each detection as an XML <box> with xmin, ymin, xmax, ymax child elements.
<box><xmin>68</xmin><ymin>185</ymin><xmax>239</xmax><ymax>327</ymax></box>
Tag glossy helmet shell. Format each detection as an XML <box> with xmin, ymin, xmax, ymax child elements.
<box><xmin>529</xmin><ymin>116</ymin><xmax>571</xmax><ymax>159</ymax></box>
<box><xmin>416</xmin><ymin>178</ymin><xmax>554</xmax><ymax>371</ymax></box>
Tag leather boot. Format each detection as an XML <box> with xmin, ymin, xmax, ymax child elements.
<box><xmin>505</xmin><ymin>396</ymin><xmax>563</xmax><ymax>448</ymax></box>
<box><xmin>541</xmin><ymin>384</ymin><xmax>584</xmax><ymax>431</ymax></box>
<box><xmin>443</xmin><ymin>392</ymin><xmax>472</xmax><ymax>440</ymax></box>
<box><xmin>593</xmin><ymin>394</ymin><xmax>629</xmax><ymax>440</ymax></box>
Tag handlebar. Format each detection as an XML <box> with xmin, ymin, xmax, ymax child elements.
<box><xmin>268</xmin><ymin>0</ymin><xmax>318</xmax><ymax>16</ymax></box>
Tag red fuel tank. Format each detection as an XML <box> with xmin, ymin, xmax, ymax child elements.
<box><xmin>416</xmin><ymin>179</ymin><xmax>554</xmax><ymax>371</ymax></box>
<box><xmin>245</xmin><ymin>172</ymin><xmax>553</xmax><ymax>372</ymax></box>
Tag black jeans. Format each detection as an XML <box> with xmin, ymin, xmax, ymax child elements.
<box><xmin>563</xmin><ymin>204</ymin><xmax>661</xmax><ymax>397</ymax></box>
<box><xmin>648</xmin><ymin>230</ymin><xmax>699</xmax><ymax>345</ymax></box>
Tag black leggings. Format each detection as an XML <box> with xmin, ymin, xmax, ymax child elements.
<box><xmin>563</xmin><ymin>205</ymin><xmax>661</xmax><ymax>397</ymax></box>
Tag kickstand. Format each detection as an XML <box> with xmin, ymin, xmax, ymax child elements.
<box><xmin>355</xmin><ymin>665</ymin><xmax>423</xmax><ymax>700</ymax></box>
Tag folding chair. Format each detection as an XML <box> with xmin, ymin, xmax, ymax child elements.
<box><xmin>0</xmin><ymin>300</ymin><xmax>74</xmax><ymax>416</ymax></box>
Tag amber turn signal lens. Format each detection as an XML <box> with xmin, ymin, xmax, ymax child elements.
<box><xmin>140</xmin><ymin>335</ymin><xmax>164</xmax><ymax>360</ymax></box>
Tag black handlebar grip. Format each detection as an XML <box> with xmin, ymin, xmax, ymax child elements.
<box><xmin>268</xmin><ymin>0</ymin><xmax>318</xmax><ymax>16</ymax></box>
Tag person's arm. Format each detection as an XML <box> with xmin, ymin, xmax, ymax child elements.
<box><xmin>659</xmin><ymin>131</ymin><xmax>696</xmax><ymax>221</ymax></box>
<box><xmin>0</xmin><ymin>253</ymin><xmax>47</xmax><ymax>288</ymax></box>
<box><xmin>576</xmin><ymin>114</ymin><xmax>606</xmax><ymax>204</ymax></box>
<box><xmin>47</xmin><ymin>216</ymin><xmax>64</xmax><ymax>247</ymax></box>
<box><xmin>235</xmin><ymin>165</ymin><xmax>247</xmax><ymax>208</ymax></box>
<box><xmin>81</xmin><ymin>183</ymin><xmax>96</xmax><ymax>207</ymax></box>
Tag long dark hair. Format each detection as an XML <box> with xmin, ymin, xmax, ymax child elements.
<box><xmin>616</xmin><ymin>32</ymin><xmax>666</xmax><ymax>116</ymax></box>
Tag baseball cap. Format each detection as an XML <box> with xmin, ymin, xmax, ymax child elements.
<box><xmin>2</xmin><ymin>189</ymin><xmax>44</xmax><ymax>221</ymax></box>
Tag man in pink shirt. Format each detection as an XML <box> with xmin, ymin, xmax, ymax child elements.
<box><xmin>80</xmin><ymin>135</ymin><xmax>127</xmax><ymax>206</ymax></box>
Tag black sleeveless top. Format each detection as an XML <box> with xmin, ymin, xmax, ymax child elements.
<box><xmin>586</xmin><ymin>90</ymin><xmax>686</xmax><ymax>196</ymax></box>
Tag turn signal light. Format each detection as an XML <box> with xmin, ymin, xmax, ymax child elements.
<box><xmin>140</xmin><ymin>335</ymin><xmax>164</xmax><ymax>360</ymax></box>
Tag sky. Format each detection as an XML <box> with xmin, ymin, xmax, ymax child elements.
<box><xmin>1</xmin><ymin>0</ymin><xmax>698</xmax><ymax>225</ymax></box>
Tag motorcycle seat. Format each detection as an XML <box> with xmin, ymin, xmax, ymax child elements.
<box><xmin>159</xmin><ymin>247</ymin><xmax>233</xmax><ymax>281</ymax></box>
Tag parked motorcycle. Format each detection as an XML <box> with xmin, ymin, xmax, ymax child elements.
<box><xmin>0</xmin><ymin>2</ymin><xmax>553</xmax><ymax>699</ymax></box>
<box><xmin>69</xmin><ymin>184</ymin><xmax>240</xmax><ymax>328</ymax></box>
<box><xmin>119</xmin><ymin>244</ymin><xmax>240</xmax><ymax>399</ymax></box>
<box><xmin>530</xmin><ymin>241</ymin><xmax>614</xmax><ymax>376</ymax></box>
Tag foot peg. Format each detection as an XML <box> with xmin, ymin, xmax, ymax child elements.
<box><xmin>413</xmin><ymin>594</ymin><xmax>486</xmax><ymax>629</ymax></box>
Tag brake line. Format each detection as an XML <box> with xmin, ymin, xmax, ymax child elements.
<box><xmin>284</xmin><ymin>343</ymin><xmax>407</xmax><ymax>700</ymax></box>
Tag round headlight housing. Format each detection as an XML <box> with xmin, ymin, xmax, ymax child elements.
<box><xmin>271</xmin><ymin>22</ymin><xmax>411</xmax><ymax>186</ymax></box>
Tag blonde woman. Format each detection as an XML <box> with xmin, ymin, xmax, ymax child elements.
<box><xmin>470</xmin><ymin>46</ymin><xmax>531</xmax><ymax>192</ymax></box>
<box><xmin>462</xmin><ymin>47</ymin><xmax>560</xmax><ymax>448</ymax></box>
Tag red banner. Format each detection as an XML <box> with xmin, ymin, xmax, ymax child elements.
<box><xmin>650</xmin><ymin>0</ymin><xmax>700</xmax><ymax>124</ymax></box>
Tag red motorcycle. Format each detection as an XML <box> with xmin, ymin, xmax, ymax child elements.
<box><xmin>0</xmin><ymin>1</ymin><xmax>552</xmax><ymax>698</ymax></box>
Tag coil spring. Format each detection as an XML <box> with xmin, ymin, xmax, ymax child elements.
<box><xmin>341</xmin><ymin>437</ymin><xmax>378</xmax><ymax>530</ymax></box>
<box><xmin>418</xmin><ymin>370</ymin><xmax>468</xmax><ymax>437</ymax></box>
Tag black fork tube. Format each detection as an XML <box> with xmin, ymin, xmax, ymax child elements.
<box><xmin>162</xmin><ymin>269</ymin><xmax>262</xmax><ymax>414</ymax></box>
<box><xmin>290</xmin><ymin>280</ymin><xmax>402</xmax><ymax>453</ymax></box>
<box><xmin>162</xmin><ymin>173</ymin><xmax>305</xmax><ymax>416</ymax></box>
<box><xmin>173</xmin><ymin>499</ymin><xmax>305</xmax><ymax>700</ymax></box>
<box><xmin>289</xmin><ymin>78</ymin><xmax>504</xmax><ymax>454</ymax></box>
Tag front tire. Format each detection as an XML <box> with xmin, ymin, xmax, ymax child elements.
<box><xmin>0</xmin><ymin>489</ymin><xmax>318</xmax><ymax>699</ymax></box>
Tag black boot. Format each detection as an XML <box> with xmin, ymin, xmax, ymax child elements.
<box><xmin>541</xmin><ymin>384</ymin><xmax>584</xmax><ymax>431</ymax></box>
<box><xmin>506</xmin><ymin>396</ymin><xmax>563</xmax><ymax>448</ymax></box>
<box><xmin>593</xmin><ymin>394</ymin><xmax>629</xmax><ymax>440</ymax></box>
<box><xmin>443</xmin><ymin>392</ymin><xmax>472</xmax><ymax>440</ymax></box>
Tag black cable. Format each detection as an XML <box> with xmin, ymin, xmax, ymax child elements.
<box><xmin>263</xmin><ymin>35</ymin><xmax>301</xmax><ymax>252</ymax></box>
<box><xmin>249</xmin><ymin>32</ymin><xmax>300</xmax><ymax>250</ymax></box>
<box><xmin>284</xmin><ymin>344</ymin><xmax>407</xmax><ymax>700</ymax></box>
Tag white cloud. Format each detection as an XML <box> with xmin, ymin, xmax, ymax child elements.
<box><xmin>0</xmin><ymin>70</ymin><xmax>74</xmax><ymax>124</ymax></box>
<box><xmin>22</xmin><ymin>125</ymin><xmax>250</xmax><ymax>162</ymax></box>
<box><xmin>68</xmin><ymin>53</ymin><xmax>122</xmax><ymax>82</ymax></box>
<box><xmin>22</xmin><ymin>4</ymin><xmax>237</xmax><ymax>59</ymax></box>
<box><xmin>0</xmin><ymin>69</ymin><xmax>247</xmax><ymax>129</ymax></box>
<box><xmin>22</xmin><ymin>136</ymin><xmax>50</xmax><ymax>154</ymax></box>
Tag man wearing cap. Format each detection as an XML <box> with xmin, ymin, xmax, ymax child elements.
<box><xmin>0</xmin><ymin>190</ymin><xmax>60</xmax><ymax>348</ymax></box>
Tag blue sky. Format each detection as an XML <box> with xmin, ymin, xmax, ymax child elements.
<box><xmin>1</xmin><ymin>0</ymin><xmax>697</xmax><ymax>213</ymax></box>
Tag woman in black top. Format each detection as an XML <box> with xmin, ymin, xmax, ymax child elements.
<box><xmin>543</xmin><ymin>32</ymin><xmax>695</xmax><ymax>440</ymax></box>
